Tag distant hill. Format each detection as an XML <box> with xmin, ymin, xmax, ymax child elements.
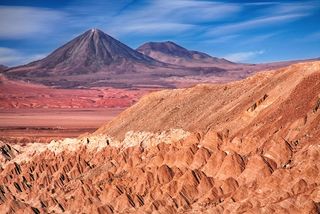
<box><xmin>137</xmin><ymin>41</ymin><xmax>232</xmax><ymax>66</ymax></box>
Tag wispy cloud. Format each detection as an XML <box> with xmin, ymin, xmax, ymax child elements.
<box><xmin>158</xmin><ymin>0</ymin><xmax>241</xmax><ymax>23</ymax></box>
<box><xmin>224</xmin><ymin>50</ymin><xmax>265</xmax><ymax>62</ymax></box>
<box><xmin>244</xmin><ymin>2</ymin><xmax>279</xmax><ymax>6</ymax></box>
<box><xmin>108</xmin><ymin>0</ymin><xmax>241</xmax><ymax>36</ymax></box>
<box><xmin>0</xmin><ymin>6</ymin><xmax>66</xmax><ymax>39</ymax></box>
<box><xmin>203</xmin><ymin>34</ymin><xmax>240</xmax><ymax>44</ymax></box>
<box><xmin>115</xmin><ymin>23</ymin><xmax>194</xmax><ymax>35</ymax></box>
<box><xmin>240</xmin><ymin>32</ymin><xmax>279</xmax><ymax>45</ymax></box>
<box><xmin>207</xmin><ymin>13</ymin><xmax>308</xmax><ymax>36</ymax></box>
<box><xmin>0</xmin><ymin>47</ymin><xmax>46</xmax><ymax>66</ymax></box>
<box><xmin>303</xmin><ymin>31</ymin><xmax>320</xmax><ymax>41</ymax></box>
<box><xmin>206</xmin><ymin>1</ymin><xmax>319</xmax><ymax>36</ymax></box>
<box><xmin>267</xmin><ymin>2</ymin><xmax>319</xmax><ymax>15</ymax></box>
<box><xmin>0</xmin><ymin>0</ymin><xmax>319</xmax><ymax>64</ymax></box>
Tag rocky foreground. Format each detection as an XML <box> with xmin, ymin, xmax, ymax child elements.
<box><xmin>1</xmin><ymin>62</ymin><xmax>320</xmax><ymax>213</ymax></box>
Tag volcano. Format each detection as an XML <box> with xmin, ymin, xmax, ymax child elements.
<box><xmin>4</xmin><ymin>29</ymin><xmax>238</xmax><ymax>88</ymax></box>
<box><xmin>35</xmin><ymin>28</ymin><xmax>160</xmax><ymax>73</ymax></box>
<box><xmin>5</xmin><ymin>29</ymin><xmax>177</xmax><ymax>88</ymax></box>
<box><xmin>6</xmin><ymin>29</ymin><xmax>160</xmax><ymax>77</ymax></box>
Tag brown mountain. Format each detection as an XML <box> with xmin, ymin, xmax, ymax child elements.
<box><xmin>137</xmin><ymin>41</ymin><xmax>232</xmax><ymax>66</ymax></box>
<box><xmin>1</xmin><ymin>61</ymin><xmax>319</xmax><ymax>213</ymax></box>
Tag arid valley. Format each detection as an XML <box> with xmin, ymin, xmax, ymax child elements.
<box><xmin>0</xmin><ymin>75</ymin><xmax>150</xmax><ymax>143</ymax></box>
<box><xmin>1</xmin><ymin>1</ymin><xmax>320</xmax><ymax>214</ymax></box>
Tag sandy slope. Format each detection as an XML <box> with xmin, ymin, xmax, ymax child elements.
<box><xmin>97</xmin><ymin>61</ymin><xmax>320</xmax><ymax>144</ymax></box>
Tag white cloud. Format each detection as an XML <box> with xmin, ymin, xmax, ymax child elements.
<box><xmin>224</xmin><ymin>50</ymin><xmax>265</xmax><ymax>62</ymax></box>
<box><xmin>0</xmin><ymin>47</ymin><xmax>46</xmax><ymax>66</ymax></box>
<box><xmin>117</xmin><ymin>23</ymin><xmax>194</xmax><ymax>35</ymax></box>
<box><xmin>0</xmin><ymin>6</ymin><xmax>66</xmax><ymax>39</ymax></box>
<box><xmin>108</xmin><ymin>0</ymin><xmax>241</xmax><ymax>36</ymax></box>
<box><xmin>161</xmin><ymin>0</ymin><xmax>241</xmax><ymax>22</ymax></box>
<box><xmin>303</xmin><ymin>31</ymin><xmax>320</xmax><ymax>41</ymax></box>
<box><xmin>244</xmin><ymin>2</ymin><xmax>279</xmax><ymax>6</ymax></box>
<box><xmin>240</xmin><ymin>32</ymin><xmax>278</xmax><ymax>45</ymax></box>
<box><xmin>269</xmin><ymin>2</ymin><xmax>319</xmax><ymax>15</ymax></box>
<box><xmin>206</xmin><ymin>1</ymin><xmax>319</xmax><ymax>36</ymax></box>
<box><xmin>203</xmin><ymin>34</ymin><xmax>240</xmax><ymax>44</ymax></box>
<box><xmin>0</xmin><ymin>1</ymin><xmax>237</xmax><ymax>39</ymax></box>
<box><xmin>208</xmin><ymin>13</ymin><xmax>308</xmax><ymax>36</ymax></box>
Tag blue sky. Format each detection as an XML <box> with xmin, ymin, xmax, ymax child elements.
<box><xmin>0</xmin><ymin>0</ymin><xmax>319</xmax><ymax>66</ymax></box>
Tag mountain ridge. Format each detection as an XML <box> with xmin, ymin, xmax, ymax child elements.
<box><xmin>7</xmin><ymin>29</ymin><xmax>162</xmax><ymax>76</ymax></box>
<box><xmin>3</xmin><ymin>29</ymin><xmax>319</xmax><ymax>89</ymax></box>
<box><xmin>137</xmin><ymin>41</ymin><xmax>232</xmax><ymax>65</ymax></box>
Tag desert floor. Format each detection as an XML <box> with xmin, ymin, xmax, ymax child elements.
<box><xmin>0</xmin><ymin>108</ymin><xmax>124</xmax><ymax>143</ymax></box>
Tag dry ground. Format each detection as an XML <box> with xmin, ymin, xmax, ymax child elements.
<box><xmin>0</xmin><ymin>108</ymin><xmax>124</xmax><ymax>143</ymax></box>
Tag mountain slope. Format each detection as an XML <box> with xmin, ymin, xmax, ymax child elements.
<box><xmin>137</xmin><ymin>41</ymin><xmax>233</xmax><ymax>66</ymax></box>
<box><xmin>96</xmin><ymin>61</ymin><xmax>320</xmax><ymax>144</ymax></box>
<box><xmin>1</xmin><ymin>61</ymin><xmax>320</xmax><ymax>213</ymax></box>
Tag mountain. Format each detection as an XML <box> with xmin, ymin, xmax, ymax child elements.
<box><xmin>4</xmin><ymin>29</ymin><xmax>318</xmax><ymax>89</ymax></box>
<box><xmin>137</xmin><ymin>41</ymin><xmax>233</xmax><ymax>66</ymax></box>
<box><xmin>3</xmin><ymin>29</ymin><xmax>244</xmax><ymax>89</ymax></box>
<box><xmin>5</xmin><ymin>29</ymin><xmax>173</xmax><ymax>88</ymax></box>
<box><xmin>1</xmin><ymin>61</ymin><xmax>320</xmax><ymax>213</ymax></box>
<box><xmin>7</xmin><ymin>29</ymin><xmax>160</xmax><ymax>75</ymax></box>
